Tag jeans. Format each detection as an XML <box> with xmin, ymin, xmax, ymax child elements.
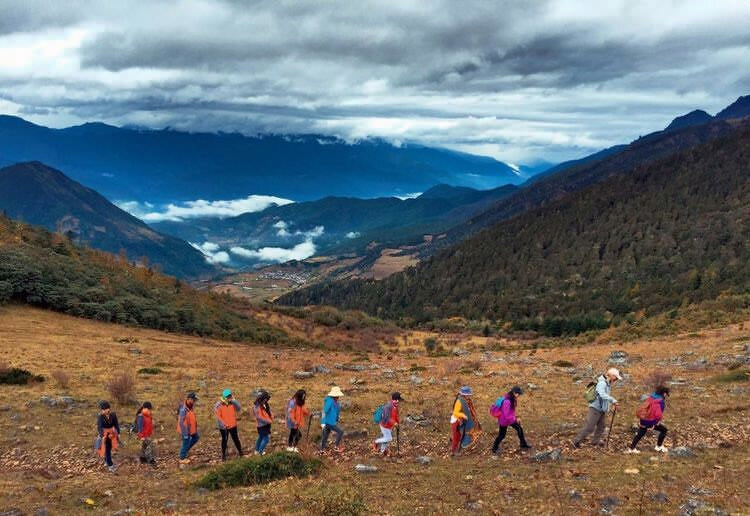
<box><xmin>320</xmin><ymin>424</ymin><xmax>344</xmax><ymax>450</ymax></box>
<box><xmin>630</xmin><ymin>423</ymin><xmax>668</xmax><ymax>449</ymax></box>
<box><xmin>288</xmin><ymin>428</ymin><xmax>302</xmax><ymax>447</ymax></box>
<box><xmin>179</xmin><ymin>433</ymin><xmax>200</xmax><ymax>459</ymax></box>
<box><xmin>256</xmin><ymin>424</ymin><xmax>271</xmax><ymax>453</ymax></box>
<box><xmin>220</xmin><ymin>426</ymin><xmax>243</xmax><ymax>459</ymax></box>
<box><xmin>492</xmin><ymin>422</ymin><xmax>529</xmax><ymax>452</ymax></box>
<box><xmin>574</xmin><ymin>407</ymin><xmax>607</xmax><ymax>446</ymax></box>
<box><xmin>375</xmin><ymin>425</ymin><xmax>393</xmax><ymax>452</ymax></box>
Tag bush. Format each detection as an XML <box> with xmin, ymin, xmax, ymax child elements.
<box><xmin>553</xmin><ymin>360</ymin><xmax>575</xmax><ymax>368</ymax></box>
<box><xmin>51</xmin><ymin>370</ymin><xmax>71</xmax><ymax>389</ymax></box>
<box><xmin>424</xmin><ymin>337</ymin><xmax>438</xmax><ymax>353</ymax></box>
<box><xmin>137</xmin><ymin>367</ymin><xmax>163</xmax><ymax>375</ymax></box>
<box><xmin>107</xmin><ymin>373</ymin><xmax>136</xmax><ymax>404</ymax></box>
<box><xmin>713</xmin><ymin>369</ymin><xmax>750</xmax><ymax>383</ymax></box>
<box><xmin>0</xmin><ymin>366</ymin><xmax>45</xmax><ymax>385</ymax></box>
<box><xmin>195</xmin><ymin>452</ymin><xmax>322</xmax><ymax>490</ymax></box>
<box><xmin>307</xmin><ymin>484</ymin><xmax>366</xmax><ymax>516</ymax></box>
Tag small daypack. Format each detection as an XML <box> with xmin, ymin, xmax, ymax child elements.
<box><xmin>583</xmin><ymin>376</ymin><xmax>599</xmax><ymax>403</ymax></box>
<box><xmin>373</xmin><ymin>403</ymin><xmax>391</xmax><ymax>425</ymax></box>
<box><xmin>636</xmin><ymin>397</ymin><xmax>655</xmax><ymax>420</ymax></box>
<box><xmin>489</xmin><ymin>397</ymin><xmax>505</xmax><ymax>419</ymax></box>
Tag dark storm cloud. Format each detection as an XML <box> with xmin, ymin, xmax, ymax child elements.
<box><xmin>1</xmin><ymin>0</ymin><xmax>749</xmax><ymax>163</ymax></box>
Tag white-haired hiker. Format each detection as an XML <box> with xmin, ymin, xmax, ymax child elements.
<box><xmin>573</xmin><ymin>367</ymin><xmax>621</xmax><ymax>448</ymax></box>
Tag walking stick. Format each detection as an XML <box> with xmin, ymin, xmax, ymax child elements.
<box><xmin>605</xmin><ymin>405</ymin><xmax>617</xmax><ymax>450</ymax></box>
<box><xmin>305</xmin><ymin>413</ymin><xmax>313</xmax><ymax>442</ymax></box>
<box><xmin>396</xmin><ymin>425</ymin><xmax>400</xmax><ymax>456</ymax></box>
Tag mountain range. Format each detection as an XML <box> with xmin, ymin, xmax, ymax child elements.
<box><xmin>0</xmin><ymin>115</ymin><xmax>523</xmax><ymax>203</ymax></box>
<box><xmin>0</xmin><ymin>162</ymin><xmax>213</xmax><ymax>277</ymax></box>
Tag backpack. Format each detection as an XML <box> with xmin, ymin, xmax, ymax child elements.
<box><xmin>583</xmin><ymin>376</ymin><xmax>599</xmax><ymax>403</ymax></box>
<box><xmin>489</xmin><ymin>397</ymin><xmax>505</xmax><ymax>419</ymax></box>
<box><xmin>636</xmin><ymin>397</ymin><xmax>655</xmax><ymax>420</ymax></box>
<box><xmin>373</xmin><ymin>403</ymin><xmax>391</xmax><ymax>425</ymax></box>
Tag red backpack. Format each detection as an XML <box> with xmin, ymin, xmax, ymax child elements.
<box><xmin>635</xmin><ymin>396</ymin><xmax>661</xmax><ymax>420</ymax></box>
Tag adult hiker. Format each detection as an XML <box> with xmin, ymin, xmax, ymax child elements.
<box><xmin>450</xmin><ymin>385</ymin><xmax>481</xmax><ymax>456</ymax></box>
<box><xmin>490</xmin><ymin>386</ymin><xmax>531</xmax><ymax>454</ymax></box>
<box><xmin>177</xmin><ymin>392</ymin><xmax>200</xmax><ymax>463</ymax></box>
<box><xmin>214</xmin><ymin>389</ymin><xmax>243</xmax><ymax>460</ymax></box>
<box><xmin>286</xmin><ymin>389</ymin><xmax>309</xmax><ymax>452</ymax></box>
<box><xmin>135</xmin><ymin>401</ymin><xmax>156</xmax><ymax>466</ymax></box>
<box><xmin>372</xmin><ymin>392</ymin><xmax>403</xmax><ymax>456</ymax></box>
<box><xmin>96</xmin><ymin>401</ymin><xmax>120</xmax><ymax>472</ymax></box>
<box><xmin>573</xmin><ymin>367</ymin><xmax>622</xmax><ymax>448</ymax></box>
<box><xmin>253</xmin><ymin>390</ymin><xmax>273</xmax><ymax>455</ymax></box>
<box><xmin>320</xmin><ymin>386</ymin><xmax>345</xmax><ymax>453</ymax></box>
<box><xmin>625</xmin><ymin>385</ymin><xmax>670</xmax><ymax>454</ymax></box>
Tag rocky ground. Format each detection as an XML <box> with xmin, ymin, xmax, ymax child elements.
<box><xmin>1</xmin><ymin>305</ymin><xmax>749</xmax><ymax>515</ymax></box>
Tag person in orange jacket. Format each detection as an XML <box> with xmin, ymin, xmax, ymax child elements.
<box><xmin>253</xmin><ymin>390</ymin><xmax>273</xmax><ymax>455</ymax></box>
<box><xmin>177</xmin><ymin>392</ymin><xmax>199</xmax><ymax>463</ymax></box>
<box><xmin>135</xmin><ymin>401</ymin><xmax>156</xmax><ymax>466</ymax></box>
<box><xmin>285</xmin><ymin>389</ymin><xmax>309</xmax><ymax>452</ymax></box>
<box><xmin>214</xmin><ymin>389</ymin><xmax>243</xmax><ymax>460</ymax></box>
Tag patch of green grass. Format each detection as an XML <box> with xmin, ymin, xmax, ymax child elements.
<box><xmin>137</xmin><ymin>367</ymin><xmax>163</xmax><ymax>375</ymax></box>
<box><xmin>195</xmin><ymin>452</ymin><xmax>322</xmax><ymax>490</ymax></box>
<box><xmin>306</xmin><ymin>484</ymin><xmax>366</xmax><ymax>516</ymax></box>
<box><xmin>0</xmin><ymin>367</ymin><xmax>45</xmax><ymax>385</ymax></box>
<box><xmin>712</xmin><ymin>369</ymin><xmax>750</xmax><ymax>383</ymax></box>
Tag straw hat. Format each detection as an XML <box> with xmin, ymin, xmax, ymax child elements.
<box><xmin>327</xmin><ymin>386</ymin><xmax>344</xmax><ymax>397</ymax></box>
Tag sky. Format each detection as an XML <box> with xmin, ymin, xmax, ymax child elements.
<box><xmin>1</xmin><ymin>0</ymin><xmax>749</xmax><ymax>164</ymax></box>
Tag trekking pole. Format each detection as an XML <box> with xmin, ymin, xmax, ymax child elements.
<box><xmin>396</xmin><ymin>425</ymin><xmax>400</xmax><ymax>456</ymax></box>
<box><xmin>305</xmin><ymin>413</ymin><xmax>313</xmax><ymax>442</ymax></box>
<box><xmin>605</xmin><ymin>405</ymin><xmax>617</xmax><ymax>450</ymax></box>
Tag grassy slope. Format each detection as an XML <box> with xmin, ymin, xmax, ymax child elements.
<box><xmin>1</xmin><ymin>306</ymin><xmax>748</xmax><ymax>515</ymax></box>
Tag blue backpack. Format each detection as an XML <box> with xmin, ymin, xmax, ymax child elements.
<box><xmin>489</xmin><ymin>397</ymin><xmax>505</xmax><ymax>419</ymax></box>
<box><xmin>373</xmin><ymin>403</ymin><xmax>391</xmax><ymax>425</ymax></box>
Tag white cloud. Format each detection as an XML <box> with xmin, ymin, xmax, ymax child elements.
<box><xmin>190</xmin><ymin>241</ymin><xmax>230</xmax><ymax>264</ymax></box>
<box><xmin>117</xmin><ymin>195</ymin><xmax>294</xmax><ymax>222</ymax></box>
<box><xmin>346</xmin><ymin>231</ymin><xmax>360</xmax><ymax>239</ymax></box>
<box><xmin>273</xmin><ymin>221</ymin><xmax>324</xmax><ymax>239</ymax></box>
<box><xmin>230</xmin><ymin>240</ymin><xmax>316</xmax><ymax>263</ymax></box>
<box><xmin>274</xmin><ymin>220</ymin><xmax>291</xmax><ymax>237</ymax></box>
<box><xmin>395</xmin><ymin>192</ymin><xmax>421</xmax><ymax>200</ymax></box>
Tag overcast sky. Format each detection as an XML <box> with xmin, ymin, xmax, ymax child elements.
<box><xmin>1</xmin><ymin>0</ymin><xmax>749</xmax><ymax>164</ymax></box>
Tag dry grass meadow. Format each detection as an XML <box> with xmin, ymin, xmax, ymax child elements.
<box><xmin>1</xmin><ymin>304</ymin><xmax>749</xmax><ymax>515</ymax></box>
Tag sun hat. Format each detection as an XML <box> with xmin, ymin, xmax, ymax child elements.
<box><xmin>459</xmin><ymin>386</ymin><xmax>473</xmax><ymax>396</ymax></box>
<box><xmin>606</xmin><ymin>367</ymin><xmax>623</xmax><ymax>380</ymax></box>
<box><xmin>327</xmin><ymin>386</ymin><xmax>344</xmax><ymax>397</ymax></box>
<box><xmin>222</xmin><ymin>388</ymin><xmax>232</xmax><ymax>399</ymax></box>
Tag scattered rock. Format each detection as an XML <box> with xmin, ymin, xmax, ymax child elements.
<box><xmin>687</xmin><ymin>486</ymin><xmax>714</xmax><ymax>496</ymax></box>
<box><xmin>568</xmin><ymin>490</ymin><xmax>583</xmax><ymax>501</ymax></box>
<box><xmin>349</xmin><ymin>377</ymin><xmax>364</xmax><ymax>385</ymax></box>
<box><xmin>410</xmin><ymin>375</ymin><xmax>422</xmax><ymax>385</ymax></box>
<box><xmin>195</xmin><ymin>487</ymin><xmax>209</xmax><ymax>496</ymax></box>
<box><xmin>110</xmin><ymin>509</ymin><xmax>135</xmax><ymax>516</ymax></box>
<box><xmin>162</xmin><ymin>500</ymin><xmax>177</xmax><ymax>510</ymax></box>
<box><xmin>669</xmin><ymin>446</ymin><xmax>695</xmax><ymax>458</ymax></box>
<box><xmin>354</xmin><ymin>464</ymin><xmax>378</xmax><ymax>473</ymax></box>
<box><xmin>336</xmin><ymin>364</ymin><xmax>368</xmax><ymax>372</ymax></box>
<box><xmin>59</xmin><ymin>396</ymin><xmax>75</xmax><ymax>406</ymax></box>
<box><xmin>452</xmin><ymin>348</ymin><xmax>469</xmax><ymax>357</ymax></box>
<box><xmin>624</xmin><ymin>468</ymin><xmax>639</xmax><ymax>474</ymax></box>
<box><xmin>34</xmin><ymin>508</ymin><xmax>49</xmax><ymax>516</ymax></box>
<box><xmin>39</xmin><ymin>395</ymin><xmax>57</xmax><ymax>408</ymax></box>
<box><xmin>128</xmin><ymin>348</ymin><xmax>141</xmax><ymax>355</ymax></box>
<box><xmin>600</xmin><ymin>496</ymin><xmax>621</xmax><ymax>514</ymax></box>
<box><xmin>679</xmin><ymin>499</ymin><xmax>728</xmax><ymax>516</ymax></box>
<box><xmin>0</xmin><ymin>509</ymin><xmax>23</xmax><ymax>516</ymax></box>
<box><xmin>465</xmin><ymin>500</ymin><xmax>483</xmax><ymax>511</ymax></box>
<box><xmin>344</xmin><ymin>429</ymin><xmax>368</xmax><ymax>439</ymax></box>
<box><xmin>532</xmin><ymin>448</ymin><xmax>562</xmax><ymax>462</ymax></box>
<box><xmin>404</xmin><ymin>414</ymin><xmax>431</xmax><ymax>427</ymax></box>
<box><xmin>381</xmin><ymin>369</ymin><xmax>396</xmax><ymax>379</ymax></box>
<box><xmin>0</xmin><ymin>405</ymin><xmax>10</xmax><ymax>412</ymax></box>
<box><xmin>242</xmin><ymin>492</ymin><xmax>263</xmax><ymax>502</ymax></box>
<box><xmin>651</xmin><ymin>492</ymin><xmax>669</xmax><ymax>503</ymax></box>
<box><xmin>526</xmin><ymin>382</ymin><xmax>539</xmax><ymax>391</ymax></box>
<box><xmin>104</xmin><ymin>490</ymin><xmax>114</xmax><ymax>497</ymax></box>
<box><xmin>293</xmin><ymin>371</ymin><xmax>314</xmax><ymax>380</ymax></box>
<box><xmin>309</xmin><ymin>365</ymin><xmax>331</xmax><ymax>374</ymax></box>
<box><xmin>608</xmin><ymin>350</ymin><xmax>629</xmax><ymax>365</ymax></box>
<box><xmin>415</xmin><ymin>456</ymin><xmax>432</xmax><ymax>465</ymax></box>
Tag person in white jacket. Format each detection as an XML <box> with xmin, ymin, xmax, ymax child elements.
<box><xmin>573</xmin><ymin>367</ymin><xmax>621</xmax><ymax>448</ymax></box>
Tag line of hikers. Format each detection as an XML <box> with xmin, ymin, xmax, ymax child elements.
<box><xmin>95</xmin><ymin>367</ymin><xmax>671</xmax><ymax>470</ymax></box>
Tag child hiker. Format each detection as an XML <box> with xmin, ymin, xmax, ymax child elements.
<box><xmin>320</xmin><ymin>386</ymin><xmax>345</xmax><ymax>453</ymax></box>
<box><xmin>286</xmin><ymin>389</ymin><xmax>309</xmax><ymax>452</ymax></box>
<box><xmin>135</xmin><ymin>401</ymin><xmax>156</xmax><ymax>466</ymax></box>
<box><xmin>177</xmin><ymin>392</ymin><xmax>200</xmax><ymax>464</ymax></box>
<box><xmin>490</xmin><ymin>386</ymin><xmax>531</xmax><ymax>454</ymax></box>
<box><xmin>96</xmin><ymin>401</ymin><xmax>120</xmax><ymax>472</ymax></box>
<box><xmin>214</xmin><ymin>389</ymin><xmax>243</xmax><ymax>460</ymax></box>
<box><xmin>253</xmin><ymin>390</ymin><xmax>273</xmax><ymax>455</ymax></box>
<box><xmin>372</xmin><ymin>392</ymin><xmax>403</xmax><ymax>456</ymax></box>
<box><xmin>450</xmin><ymin>385</ymin><xmax>481</xmax><ymax>456</ymax></box>
<box><xmin>625</xmin><ymin>385</ymin><xmax>670</xmax><ymax>454</ymax></box>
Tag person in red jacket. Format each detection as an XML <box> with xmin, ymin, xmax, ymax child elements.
<box><xmin>625</xmin><ymin>385</ymin><xmax>670</xmax><ymax>454</ymax></box>
<box><xmin>372</xmin><ymin>392</ymin><xmax>403</xmax><ymax>456</ymax></box>
<box><xmin>135</xmin><ymin>401</ymin><xmax>156</xmax><ymax>466</ymax></box>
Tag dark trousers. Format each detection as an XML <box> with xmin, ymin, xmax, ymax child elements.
<box><xmin>220</xmin><ymin>426</ymin><xmax>242</xmax><ymax>459</ymax></box>
<box><xmin>492</xmin><ymin>422</ymin><xmax>529</xmax><ymax>452</ymax></box>
<box><xmin>104</xmin><ymin>437</ymin><xmax>113</xmax><ymax>467</ymax></box>
<box><xmin>630</xmin><ymin>423</ymin><xmax>667</xmax><ymax>449</ymax></box>
<box><xmin>288</xmin><ymin>428</ymin><xmax>302</xmax><ymax>447</ymax></box>
<box><xmin>320</xmin><ymin>424</ymin><xmax>343</xmax><ymax>450</ymax></box>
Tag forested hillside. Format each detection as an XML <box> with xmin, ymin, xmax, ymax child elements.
<box><xmin>280</xmin><ymin>124</ymin><xmax>750</xmax><ymax>333</ymax></box>
<box><xmin>0</xmin><ymin>215</ymin><xmax>296</xmax><ymax>345</ymax></box>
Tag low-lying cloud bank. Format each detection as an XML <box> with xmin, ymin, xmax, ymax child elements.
<box><xmin>231</xmin><ymin>240</ymin><xmax>317</xmax><ymax>263</ymax></box>
<box><xmin>190</xmin><ymin>241</ymin><xmax>230</xmax><ymax>264</ymax></box>
<box><xmin>118</xmin><ymin>195</ymin><xmax>294</xmax><ymax>222</ymax></box>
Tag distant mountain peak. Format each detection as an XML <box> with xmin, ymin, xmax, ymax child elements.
<box><xmin>664</xmin><ymin>109</ymin><xmax>713</xmax><ymax>132</ymax></box>
<box><xmin>715</xmin><ymin>95</ymin><xmax>750</xmax><ymax>120</ymax></box>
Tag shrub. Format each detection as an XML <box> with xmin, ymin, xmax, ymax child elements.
<box><xmin>51</xmin><ymin>370</ymin><xmax>71</xmax><ymax>389</ymax></box>
<box><xmin>0</xmin><ymin>367</ymin><xmax>45</xmax><ymax>385</ymax></box>
<box><xmin>713</xmin><ymin>369</ymin><xmax>750</xmax><ymax>383</ymax></box>
<box><xmin>553</xmin><ymin>360</ymin><xmax>575</xmax><ymax>368</ymax></box>
<box><xmin>195</xmin><ymin>452</ymin><xmax>322</xmax><ymax>490</ymax></box>
<box><xmin>424</xmin><ymin>337</ymin><xmax>438</xmax><ymax>353</ymax></box>
<box><xmin>137</xmin><ymin>367</ymin><xmax>163</xmax><ymax>375</ymax></box>
<box><xmin>107</xmin><ymin>373</ymin><xmax>136</xmax><ymax>404</ymax></box>
<box><xmin>307</xmin><ymin>484</ymin><xmax>366</xmax><ymax>516</ymax></box>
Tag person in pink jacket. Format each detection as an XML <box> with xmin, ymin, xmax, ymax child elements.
<box><xmin>490</xmin><ymin>386</ymin><xmax>531</xmax><ymax>454</ymax></box>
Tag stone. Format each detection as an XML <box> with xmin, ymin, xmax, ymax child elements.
<box><xmin>624</xmin><ymin>468</ymin><xmax>639</xmax><ymax>474</ymax></box>
<box><xmin>344</xmin><ymin>429</ymin><xmax>368</xmax><ymax>439</ymax></box>
<box><xmin>59</xmin><ymin>396</ymin><xmax>75</xmax><ymax>406</ymax></box>
<box><xmin>293</xmin><ymin>371</ymin><xmax>314</xmax><ymax>380</ymax></box>
<box><xmin>0</xmin><ymin>509</ymin><xmax>23</xmax><ymax>516</ymax></box>
<box><xmin>532</xmin><ymin>448</ymin><xmax>562</xmax><ymax>462</ymax></box>
<box><xmin>39</xmin><ymin>395</ymin><xmax>57</xmax><ymax>407</ymax></box>
<box><xmin>405</xmin><ymin>414</ymin><xmax>431</xmax><ymax>427</ymax></box>
<box><xmin>195</xmin><ymin>488</ymin><xmax>209</xmax><ymax>496</ymax></box>
<box><xmin>452</xmin><ymin>347</ymin><xmax>469</xmax><ymax>356</ymax></box>
<box><xmin>526</xmin><ymin>382</ymin><xmax>539</xmax><ymax>391</ymax></box>
<box><xmin>679</xmin><ymin>499</ymin><xmax>729</xmax><ymax>516</ymax></box>
<box><xmin>669</xmin><ymin>446</ymin><xmax>695</xmax><ymax>458</ymax></box>
<box><xmin>128</xmin><ymin>348</ymin><xmax>141</xmax><ymax>355</ymax></box>
<box><xmin>600</xmin><ymin>496</ymin><xmax>621</xmax><ymax>514</ymax></box>
<box><xmin>651</xmin><ymin>492</ymin><xmax>669</xmax><ymax>503</ymax></box>
<box><xmin>349</xmin><ymin>377</ymin><xmax>364</xmax><ymax>385</ymax></box>
<box><xmin>309</xmin><ymin>365</ymin><xmax>331</xmax><ymax>374</ymax></box>
<box><xmin>568</xmin><ymin>490</ymin><xmax>583</xmax><ymax>501</ymax></box>
<box><xmin>336</xmin><ymin>364</ymin><xmax>368</xmax><ymax>372</ymax></box>
<box><xmin>354</xmin><ymin>464</ymin><xmax>377</xmax><ymax>473</ymax></box>
<box><xmin>415</xmin><ymin>456</ymin><xmax>432</xmax><ymax>465</ymax></box>
<box><xmin>381</xmin><ymin>369</ymin><xmax>396</xmax><ymax>379</ymax></box>
<box><xmin>608</xmin><ymin>350</ymin><xmax>629</xmax><ymax>365</ymax></box>
<box><xmin>466</xmin><ymin>501</ymin><xmax>483</xmax><ymax>511</ymax></box>
<box><xmin>34</xmin><ymin>509</ymin><xmax>49</xmax><ymax>516</ymax></box>
<box><xmin>0</xmin><ymin>405</ymin><xmax>11</xmax><ymax>412</ymax></box>
<box><xmin>410</xmin><ymin>375</ymin><xmax>422</xmax><ymax>385</ymax></box>
<box><xmin>162</xmin><ymin>501</ymin><xmax>177</xmax><ymax>510</ymax></box>
<box><xmin>110</xmin><ymin>510</ymin><xmax>135</xmax><ymax>516</ymax></box>
<box><xmin>687</xmin><ymin>486</ymin><xmax>714</xmax><ymax>496</ymax></box>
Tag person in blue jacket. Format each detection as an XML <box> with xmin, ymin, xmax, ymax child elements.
<box><xmin>320</xmin><ymin>386</ymin><xmax>345</xmax><ymax>453</ymax></box>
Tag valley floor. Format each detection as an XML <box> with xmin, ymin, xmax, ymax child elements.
<box><xmin>1</xmin><ymin>306</ymin><xmax>749</xmax><ymax>515</ymax></box>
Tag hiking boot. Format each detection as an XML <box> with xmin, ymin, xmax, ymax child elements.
<box><xmin>624</xmin><ymin>448</ymin><xmax>640</xmax><ymax>454</ymax></box>
<box><xmin>107</xmin><ymin>465</ymin><xmax>117</xmax><ymax>473</ymax></box>
<box><xmin>286</xmin><ymin>446</ymin><xmax>295</xmax><ymax>452</ymax></box>
<box><xmin>292</xmin><ymin>447</ymin><xmax>299</xmax><ymax>453</ymax></box>
<box><xmin>654</xmin><ymin>445</ymin><xmax>668</xmax><ymax>453</ymax></box>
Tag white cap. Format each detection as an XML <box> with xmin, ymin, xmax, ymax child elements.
<box><xmin>606</xmin><ymin>367</ymin><xmax>623</xmax><ymax>380</ymax></box>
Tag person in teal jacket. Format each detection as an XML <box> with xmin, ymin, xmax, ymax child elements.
<box><xmin>320</xmin><ymin>386</ymin><xmax>345</xmax><ymax>452</ymax></box>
